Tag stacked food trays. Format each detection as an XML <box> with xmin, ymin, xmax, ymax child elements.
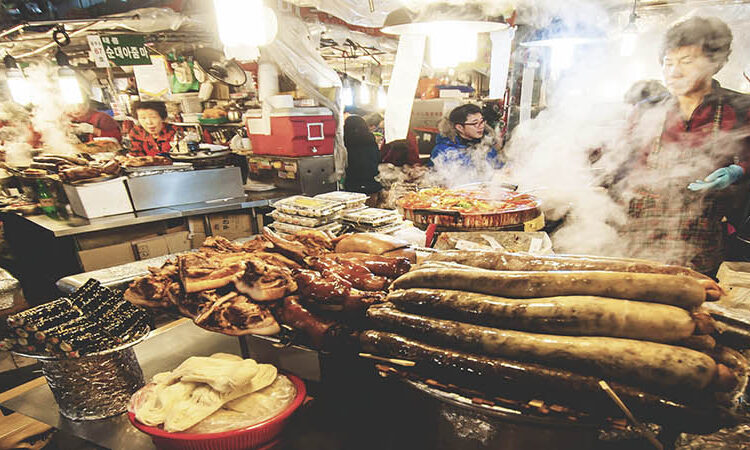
<box><xmin>269</xmin><ymin>195</ymin><xmax>344</xmax><ymax>237</ymax></box>
<box><xmin>314</xmin><ymin>191</ymin><xmax>368</xmax><ymax>212</ymax></box>
<box><xmin>340</xmin><ymin>207</ymin><xmax>406</xmax><ymax>234</ymax></box>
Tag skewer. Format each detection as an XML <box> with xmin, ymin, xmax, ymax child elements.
<box><xmin>359</xmin><ymin>353</ymin><xmax>416</xmax><ymax>367</ymax></box>
<box><xmin>598</xmin><ymin>380</ymin><xmax>663</xmax><ymax>450</ymax></box>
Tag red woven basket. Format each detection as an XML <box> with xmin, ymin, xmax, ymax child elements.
<box><xmin>129</xmin><ymin>374</ymin><xmax>306</xmax><ymax>450</ymax></box>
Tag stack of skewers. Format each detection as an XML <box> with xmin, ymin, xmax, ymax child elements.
<box><xmin>2</xmin><ymin>279</ymin><xmax>150</xmax><ymax>358</ymax></box>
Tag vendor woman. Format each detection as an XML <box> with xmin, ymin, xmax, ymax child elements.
<box><xmin>128</xmin><ymin>101</ymin><xmax>177</xmax><ymax>156</ymax></box>
<box><xmin>616</xmin><ymin>17</ymin><xmax>750</xmax><ymax>276</ymax></box>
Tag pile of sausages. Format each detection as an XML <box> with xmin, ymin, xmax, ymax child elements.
<box><xmin>361</xmin><ymin>250</ymin><xmax>748</xmax><ymax>432</ymax></box>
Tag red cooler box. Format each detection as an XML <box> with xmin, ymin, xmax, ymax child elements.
<box><xmin>246</xmin><ymin>107</ymin><xmax>336</xmax><ymax>157</ymax></box>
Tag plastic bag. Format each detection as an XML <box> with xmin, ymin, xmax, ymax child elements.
<box><xmin>88</xmin><ymin>8</ymin><xmax>191</xmax><ymax>33</ymax></box>
<box><xmin>186</xmin><ymin>375</ymin><xmax>297</xmax><ymax>434</ymax></box>
<box><xmin>170</xmin><ymin>61</ymin><xmax>200</xmax><ymax>93</ymax></box>
<box><xmin>263</xmin><ymin>13</ymin><xmax>346</xmax><ymax>179</ymax></box>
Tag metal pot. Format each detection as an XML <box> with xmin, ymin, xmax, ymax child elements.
<box><xmin>227</xmin><ymin>106</ymin><xmax>243</xmax><ymax>123</ymax></box>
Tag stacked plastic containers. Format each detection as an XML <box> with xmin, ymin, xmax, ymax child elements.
<box><xmin>269</xmin><ymin>195</ymin><xmax>345</xmax><ymax>237</ymax></box>
<box><xmin>340</xmin><ymin>207</ymin><xmax>405</xmax><ymax>234</ymax></box>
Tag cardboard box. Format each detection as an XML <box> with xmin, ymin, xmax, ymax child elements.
<box><xmin>410</xmin><ymin>98</ymin><xmax>462</xmax><ymax>130</ymax></box>
<box><xmin>191</xmin><ymin>232</ymin><xmax>207</xmax><ymax>249</ymax></box>
<box><xmin>132</xmin><ymin>236</ymin><xmax>170</xmax><ymax>260</ymax></box>
<box><xmin>63</xmin><ymin>177</ymin><xmax>134</xmax><ymax>219</ymax></box>
<box><xmin>208</xmin><ymin>212</ymin><xmax>252</xmax><ymax>240</ymax></box>
<box><xmin>187</xmin><ymin>216</ymin><xmax>206</xmax><ymax>234</ymax></box>
<box><xmin>76</xmin><ymin>222</ymin><xmax>166</xmax><ymax>251</ymax></box>
<box><xmin>78</xmin><ymin>242</ymin><xmax>136</xmax><ymax>272</ymax></box>
<box><xmin>165</xmin><ymin>231</ymin><xmax>191</xmax><ymax>254</ymax></box>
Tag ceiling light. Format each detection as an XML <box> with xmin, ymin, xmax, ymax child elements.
<box><xmin>213</xmin><ymin>0</ymin><xmax>278</xmax><ymax>60</ymax></box>
<box><xmin>4</xmin><ymin>54</ymin><xmax>32</xmax><ymax>105</ymax></box>
<box><xmin>55</xmin><ymin>49</ymin><xmax>83</xmax><ymax>105</ymax></box>
<box><xmin>620</xmin><ymin>0</ymin><xmax>639</xmax><ymax>57</ymax></box>
<box><xmin>381</xmin><ymin>3</ymin><xmax>508</xmax><ymax>35</ymax></box>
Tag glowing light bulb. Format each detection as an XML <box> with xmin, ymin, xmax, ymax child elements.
<box><xmin>429</xmin><ymin>24</ymin><xmax>478</xmax><ymax>69</ymax></box>
<box><xmin>342</xmin><ymin>86</ymin><xmax>354</xmax><ymax>107</ymax></box>
<box><xmin>213</xmin><ymin>0</ymin><xmax>278</xmax><ymax>60</ymax></box>
<box><xmin>6</xmin><ymin>70</ymin><xmax>32</xmax><ymax>105</ymax></box>
<box><xmin>620</xmin><ymin>32</ymin><xmax>637</xmax><ymax>57</ymax></box>
<box><xmin>58</xmin><ymin>67</ymin><xmax>83</xmax><ymax>105</ymax></box>
<box><xmin>377</xmin><ymin>86</ymin><xmax>387</xmax><ymax>110</ymax></box>
<box><xmin>359</xmin><ymin>84</ymin><xmax>371</xmax><ymax>105</ymax></box>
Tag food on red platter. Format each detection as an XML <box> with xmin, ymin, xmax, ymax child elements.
<box><xmin>400</xmin><ymin>187</ymin><xmax>537</xmax><ymax>214</ymax></box>
<box><xmin>398</xmin><ymin>187</ymin><xmax>540</xmax><ymax>229</ymax></box>
<box><xmin>130</xmin><ymin>354</ymin><xmax>293</xmax><ymax>433</ymax></box>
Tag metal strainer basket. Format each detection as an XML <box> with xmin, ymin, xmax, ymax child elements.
<box><xmin>14</xmin><ymin>332</ymin><xmax>148</xmax><ymax>420</ymax></box>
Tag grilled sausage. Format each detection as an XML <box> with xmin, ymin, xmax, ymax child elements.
<box><xmin>360</xmin><ymin>331</ymin><xmax>737</xmax><ymax>433</ymax></box>
<box><xmin>336</xmin><ymin>252</ymin><xmax>412</xmax><ymax>278</ymax></box>
<box><xmin>387</xmin><ymin>288</ymin><xmax>695</xmax><ymax>342</ymax></box>
<box><xmin>392</xmin><ymin>267</ymin><xmax>705</xmax><ymax>309</ymax></box>
<box><xmin>276</xmin><ymin>296</ymin><xmax>339</xmax><ymax>349</ymax></box>
<box><xmin>426</xmin><ymin>251</ymin><xmax>724</xmax><ymax>301</ymax></box>
<box><xmin>367</xmin><ymin>303</ymin><xmax>718</xmax><ymax>391</ymax></box>
<box><xmin>427</xmin><ymin>250</ymin><xmax>711</xmax><ymax>280</ymax></box>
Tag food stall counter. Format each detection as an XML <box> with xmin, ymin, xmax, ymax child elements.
<box><xmin>13</xmin><ymin>190</ymin><xmax>295</xmax><ymax>238</ymax></box>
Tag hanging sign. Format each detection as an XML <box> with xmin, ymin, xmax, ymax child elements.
<box><xmin>87</xmin><ymin>34</ymin><xmax>151</xmax><ymax>67</ymax></box>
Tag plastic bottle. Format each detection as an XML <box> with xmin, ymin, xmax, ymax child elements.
<box><xmin>35</xmin><ymin>179</ymin><xmax>58</xmax><ymax>219</ymax></box>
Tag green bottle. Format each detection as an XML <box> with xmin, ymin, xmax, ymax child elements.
<box><xmin>35</xmin><ymin>179</ymin><xmax>58</xmax><ymax>218</ymax></box>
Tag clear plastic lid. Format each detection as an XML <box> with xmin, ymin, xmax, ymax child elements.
<box><xmin>273</xmin><ymin>195</ymin><xmax>345</xmax><ymax>217</ymax></box>
<box><xmin>269</xmin><ymin>220</ymin><xmax>342</xmax><ymax>236</ymax></box>
<box><xmin>341</xmin><ymin>207</ymin><xmax>402</xmax><ymax>227</ymax></box>
<box><xmin>269</xmin><ymin>210</ymin><xmax>335</xmax><ymax>228</ymax></box>
<box><xmin>314</xmin><ymin>191</ymin><xmax>368</xmax><ymax>209</ymax></box>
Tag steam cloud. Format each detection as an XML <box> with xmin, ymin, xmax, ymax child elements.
<box><xmin>501</xmin><ymin>3</ymin><xmax>750</xmax><ymax>267</ymax></box>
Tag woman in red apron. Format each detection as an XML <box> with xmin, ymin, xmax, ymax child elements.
<box><xmin>617</xmin><ymin>17</ymin><xmax>750</xmax><ymax>276</ymax></box>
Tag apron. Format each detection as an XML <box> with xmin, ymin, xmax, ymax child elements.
<box><xmin>622</xmin><ymin>100</ymin><xmax>726</xmax><ymax>275</ymax></box>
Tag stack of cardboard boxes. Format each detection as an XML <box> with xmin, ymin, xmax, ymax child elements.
<box><xmin>76</xmin><ymin>212</ymin><xmax>256</xmax><ymax>272</ymax></box>
<box><xmin>188</xmin><ymin>212</ymin><xmax>254</xmax><ymax>247</ymax></box>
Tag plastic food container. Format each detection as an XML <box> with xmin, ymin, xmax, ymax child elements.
<box><xmin>273</xmin><ymin>195</ymin><xmax>344</xmax><ymax>218</ymax></box>
<box><xmin>269</xmin><ymin>210</ymin><xmax>335</xmax><ymax>228</ymax></box>
<box><xmin>269</xmin><ymin>221</ymin><xmax>342</xmax><ymax>237</ymax></box>
<box><xmin>129</xmin><ymin>374</ymin><xmax>306</xmax><ymax>450</ymax></box>
<box><xmin>341</xmin><ymin>208</ymin><xmax>402</xmax><ymax>228</ymax></box>
<box><xmin>314</xmin><ymin>191</ymin><xmax>368</xmax><ymax>210</ymax></box>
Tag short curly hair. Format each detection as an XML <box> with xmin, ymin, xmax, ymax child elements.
<box><xmin>659</xmin><ymin>16</ymin><xmax>732</xmax><ymax>68</ymax></box>
<box><xmin>132</xmin><ymin>101</ymin><xmax>168</xmax><ymax>120</ymax></box>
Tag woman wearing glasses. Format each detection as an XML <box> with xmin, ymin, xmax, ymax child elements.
<box><xmin>430</xmin><ymin>103</ymin><xmax>503</xmax><ymax>175</ymax></box>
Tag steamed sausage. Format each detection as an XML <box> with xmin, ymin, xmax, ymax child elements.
<box><xmin>392</xmin><ymin>267</ymin><xmax>705</xmax><ymax>309</ymax></box>
<box><xmin>426</xmin><ymin>250</ymin><xmax>724</xmax><ymax>301</ymax></box>
<box><xmin>427</xmin><ymin>250</ymin><xmax>712</xmax><ymax>280</ymax></box>
<box><xmin>360</xmin><ymin>330</ymin><xmax>736</xmax><ymax>433</ymax></box>
<box><xmin>367</xmin><ymin>303</ymin><xmax>718</xmax><ymax>391</ymax></box>
<box><xmin>387</xmin><ymin>288</ymin><xmax>695</xmax><ymax>342</ymax></box>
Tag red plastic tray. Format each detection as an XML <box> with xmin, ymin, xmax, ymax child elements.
<box><xmin>129</xmin><ymin>374</ymin><xmax>306</xmax><ymax>450</ymax></box>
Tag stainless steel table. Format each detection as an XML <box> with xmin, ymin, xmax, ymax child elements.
<box><xmin>0</xmin><ymin>320</ymin><xmax>242</xmax><ymax>450</ymax></box>
<box><xmin>19</xmin><ymin>190</ymin><xmax>292</xmax><ymax>237</ymax></box>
